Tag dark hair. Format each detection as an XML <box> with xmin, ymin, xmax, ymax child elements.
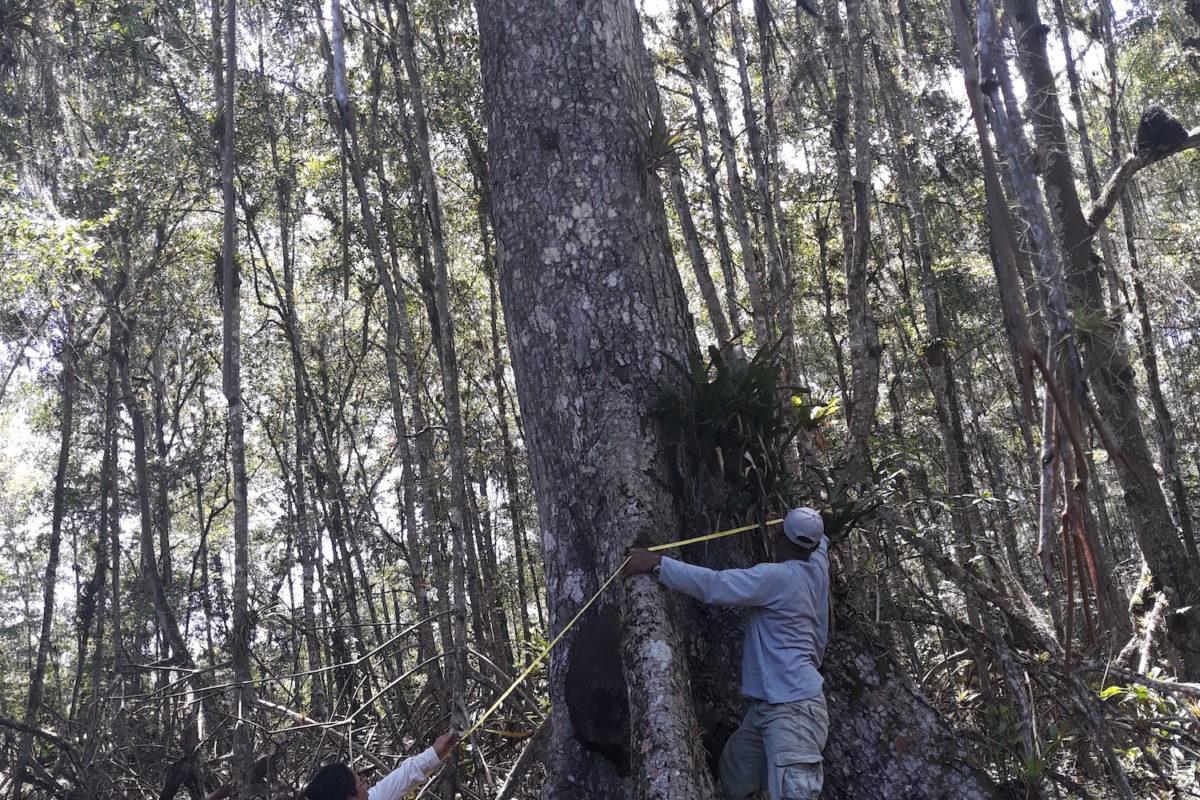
<box><xmin>774</xmin><ymin>530</ymin><xmax>815</xmax><ymax>562</ymax></box>
<box><xmin>305</xmin><ymin>763</ymin><xmax>356</xmax><ymax>800</ymax></box>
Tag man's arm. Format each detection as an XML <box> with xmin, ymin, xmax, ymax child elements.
<box><xmin>368</xmin><ymin>732</ymin><xmax>459</xmax><ymax>800</ymax></box>
<box><xmin>623</xmin><ymin>550</ymin><xmax>782</xmax><ymax>607</ymax></box>
<box><xmin>813</xmin><ymin>535</ymin><xmax>829</xmax><ymax>564</ymax></box>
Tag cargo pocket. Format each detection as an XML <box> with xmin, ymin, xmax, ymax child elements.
<box><xmin>774</xmin><ymin>750</ymin><xmax>823</xmax><ymax>800</ymax></box>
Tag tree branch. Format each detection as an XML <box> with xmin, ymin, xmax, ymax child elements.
<box><xmin>1087</xmin><ymin>128</ymin><xmax>1200</xmax><ymax>233</ymax></box>
<box><xmin>0</xmin><ymin>712</ymin><xmax>79</xmax><ymax>766</ymax></box>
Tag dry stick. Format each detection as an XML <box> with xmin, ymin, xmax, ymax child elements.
<box><xmin>467</xmin><ymin>649</ymin><xmax>545</xmax><ymax>724</ymax></box>
<box><xmin>0</xmin><ymin>713</ymin><xmax>80</xmax><ymax>768</ymax></box>
<box><xmin>1070</xmin><ymin>517</ymin><xmax>1097</xmax><ymax>644</ymax></box>
<box><xmin>1083</xmin><ymin>663</ymin><xmax>1200</xmax><ymax>700</ymax></box>
<box><xmin>253</xmin><ymin>699</ymin><xmax>388</xmax><ymax>773</ymax></box>
<box><xmin>1061</xmin><ymin>508</ymin><xmax>1076</xmax><ymax>669</ymax></box>
<box><xmin>494</xmin><ymin>719</ymin><xmax>549</xmax><ymax>800</ymax></box>
<box><xmin>918</xmin><ymin>648</ymin><xmax>973</xmax><ymax>687</ymax></box>
<box><xmin>0</xmin><ymin>307</ymin><xmax>52</xmax><ymax>405</ymax></box>
<box><xmin>1137</xmin><ymin>592</ymin><xmax>1169</xmax><ymax>676</ymax></box>
<box><xmin>1027</xmin><ymin>338</ymin><xmax>1135</xmax><ymax>629</ymax></box>
<box><xmin>889</xmin><ymin>512</ymin><xmax>1136</xmax><ymax>799</ymax></box>
<box><xmin>129</xmin><ymin>612</ymin><xmax>448</xmax><ymax>703</ymax></box>
<box><xmin>267</xmin><ymin>653</ymin><xmax>448</xmax><ymax>735</ymax></box>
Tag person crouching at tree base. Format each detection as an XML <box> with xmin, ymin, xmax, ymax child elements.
<box><xmin>303</xmin><ymin>731</ymin><xmax>459</xmax><ymax>800</ymax></box>
<box><xmin>623</xmin><ymin>507</ymin><xmax>830</xmax><ymax>800</ymax></box>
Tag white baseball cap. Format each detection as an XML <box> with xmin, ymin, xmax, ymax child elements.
<box><xmin>783</xmin><ymin>507</ymin><xmax>824</xmax><ymax>547</ymax></box>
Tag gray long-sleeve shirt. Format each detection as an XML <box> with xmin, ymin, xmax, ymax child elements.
<box><xmin>658</xmin><ymin>536</ymin><xmax>829</xmax><ymax>703</ymax></box>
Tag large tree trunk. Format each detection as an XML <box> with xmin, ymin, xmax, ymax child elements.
<box><xmin>477</xmin><ymin>3</ymin><xmax>713</xmax><ymax>796</ymax></box>
<box><xmin>821</xmin><ymin>622</ymin><xmax>1002</xmax><ymax>799</ymax></box>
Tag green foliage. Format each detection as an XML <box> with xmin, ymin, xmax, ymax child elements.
<box><xmin>805</xmin><ymin>452</ymin><xmax>904</xmax><ymax>543</ymax></box>
<box><xmin>0</xmin><ymin>175</ymin><xmax>102</xmax><ymax>303</ymax></box>
<box><xmin>657</xmin><ymin>343</ymin><xmax>902</xmax><ymax>543</ymax></box>
<box><xmin>1068</xmin><ymin>306</ymin><xmax>1121</xmax><ymax>343</ymax></box>
<box><xmin>644</xmin><ymin>115</ymin><xmax>692</xmax><ymax>175</ymax></box>
<box><xmin>657</xmin><ymin>341</ymin><xmax>810</xmax><ymax>518</ymax></box>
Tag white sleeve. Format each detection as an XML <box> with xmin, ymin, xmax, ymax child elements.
<box><xmin>367</xmin><ymin>748</ymin><xmax>440</xmax><ymax>800</ymax></box>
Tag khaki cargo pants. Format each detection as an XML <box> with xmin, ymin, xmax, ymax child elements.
<box><xmin>718</xmin><ymin>694</ymin><xmax>828</xmax><ymax>800</ymax></box>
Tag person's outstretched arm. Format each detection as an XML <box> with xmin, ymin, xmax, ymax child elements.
<box><xmin>369</xmin><ymin>732</ymin><xmax>459</xmax><ymax>800</ymax></box>
<box><xmin>622</xmin><ymin>550</ymin><xmax>783</xmax><ymax>607</ymax></box>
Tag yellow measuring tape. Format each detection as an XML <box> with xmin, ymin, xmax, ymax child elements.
<box><xmin>460</xmin><ymin>517</ymin><xmax>783</xmax><ymax>741</ymax></box>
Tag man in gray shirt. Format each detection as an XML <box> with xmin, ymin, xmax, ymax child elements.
<box><xmin>623</xmin><ymin>507</ymin><xmax>830</xmax><ymax>800</ymax></box>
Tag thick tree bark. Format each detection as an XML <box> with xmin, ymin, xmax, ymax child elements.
<box><xmin>821</xmin><ymin>623</ymin><xmax>1002</xmax><ymax>799</ymax></box>
<box><xmin>477</xmin><ymin>3</ymin><xmax>714</xmax><ymax>796</ymax></box>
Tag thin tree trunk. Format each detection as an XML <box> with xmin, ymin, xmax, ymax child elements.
<box><xmin>840</xmin><ymin>0</ymin><xmax>882</xmax><ymax>480</ymax></box>
<box><xmin>1095</xmin><ymin>0</ymin><xmax>1200</xmax><ymax>569</ymax></box>
<box><xmin>682</xmin><ymin>60</ymin><xmax>741</xmax><ymax>336</ymax></box>
<box><xmin>687</xmin><ymin>0</ymin><xmax>773</xmax><ymax>346</ymax></box>
<box><xmin>977</xmin><ymin>0</ymin><xmax>1127</xmax><ymax>639</ymax></box>
<box><xmin>1049</xmin><ymin>0</ymin><xmax>1122</xmax><ymax>307</ymax></box>
<box><xmin>266</xmin><ymin>86</ymin><xmax>329</xmax><ymax>720</ymax></box>
<box><xmin>478</xmin><ymin>189</ymin><xmax>535</xmax><ymax>655</ymax></box>
<box><xmin>665</xmin><ymin>154</ymin><xmax>732</xmax><ymax>344</ymax></box>
<box><xmin>945</xmin><ymin>0</ymin><xmax>1037</xmax><ymax>422</ymax></box>
<box><xmin>217</xmin><ymin>0</ymin><xmax>255</xmax><ymax>780</ymax></box>
<box><xmin>395</xmin><ymin>0</ymin><xmax>475</xmax><ymax>748</ymax></box>
<box><xmin>9</xmin><ymin>321</ymin><xmax>75</xmax><ymax>800</ymax></box>
<box><xmin>729</xmin><ymin>1</ymin><xmax>794</xmax><ymax>368</ymax></box>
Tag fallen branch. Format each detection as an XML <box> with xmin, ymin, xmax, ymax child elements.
<box><xmin>0</xmin><ymin>712</ymin><xmax>80</xmax><ymax>766</ymax></box>
<box><xmin>1081</xmin><ymin>662</ymin><xmax>1200</xmax><ymax>701</ymax></box>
